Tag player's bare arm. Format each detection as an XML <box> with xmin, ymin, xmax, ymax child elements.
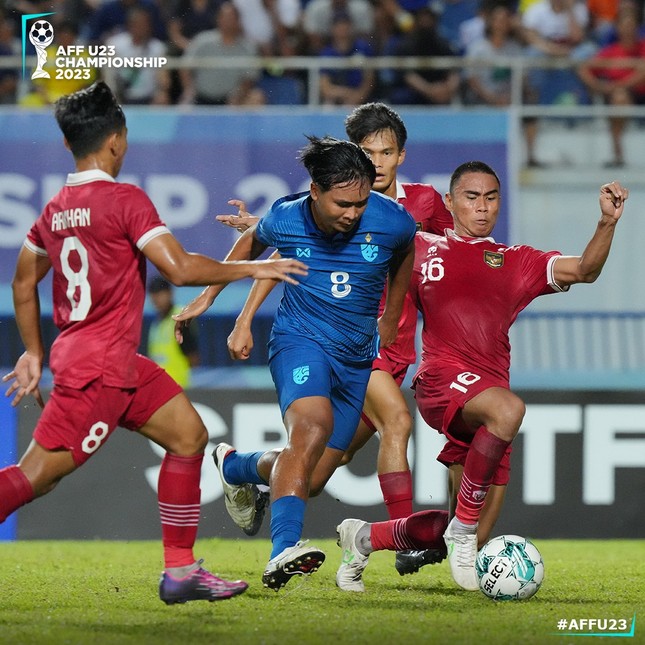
<box><xmin>228</xmin><ymin>250</ymin><xmax>282</xmax><ymax>360</ymax></box>
<box><xmin>553</xmin><ymin>181</ymin><xmax>628</xmax><ymax>287</ymax></box>
<box><xmin>378</xmin><ymin>240</ymin><xmax>415</xmax><ymax>348</ymax></box>
<box><xmin>3</xmin><ymin>246</ymin><xmax>50</xmax><ymax>407</ymax></box>
<box><xmin>158</xmin><ymin>227</ymin><xmax>276</xmax><ymax>343</ymax></box>
<box><xmin>215</xmin><ymin>199</ymin><xmax>260</xmax><ymax>232</ymax></box>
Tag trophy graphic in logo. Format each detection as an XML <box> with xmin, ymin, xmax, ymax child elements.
<box><xmin>29</xmin><ymin>20</ymin><xmax>54</xmax><ymax>79</ymax></box>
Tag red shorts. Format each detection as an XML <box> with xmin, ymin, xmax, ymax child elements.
<box><xmin>413</xmin><ymin>364</ymin><xmax>512</xmax><ymax>486</ymax></box>
<box><xmin>34</xmin><ymin>355</ymin><xmax>182</xmax><ymax>466</ymax></box>
<box><xmin>360</xmin><ymin>355</ymin><xmax>410</xmax><ymax>431</ymax></box>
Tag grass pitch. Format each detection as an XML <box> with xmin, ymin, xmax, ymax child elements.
<box><xmin>0</xmin><ymin>538</ymin><xmax>643</xmax><ymax>645</ymax></box>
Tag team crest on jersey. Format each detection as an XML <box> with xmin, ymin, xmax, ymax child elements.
<box><xmin>296</xmin><ymin>248</ymin><xmax>311</xmax><ymax>258</ymax></box>
<box><xmin>484</xmin><ymin>250</ymin><xmax>504</xmax><ymax>268</ymax></box>
<box><xmin>361</xmin><ymin>243</ymin><xmax>378</xmax><ymax>262</ymax></box>
<box><xmin>293</xmin><ymin>366</ymin><xmax>309</xmax><ymax>385</ymax></box>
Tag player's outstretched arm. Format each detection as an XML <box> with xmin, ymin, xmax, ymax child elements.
<box><xmin>553</xmin><ymin>181</ymin><xmax>628</xmax><ymax>287</ymax></box>
<box><xmin>227</xmin><ymin>250</ymin><xmax>282</xmax><ymax>360</ymax></box>
<box><xmin>3</xmin><ymin>246</ymin><xmax>50</xmax><ymax>407</ymax></box>
<box><xmin>215</xmin><ymin>199</ymin><xmax>260</xmax><ymax>233</ymax></box>
<box><xmin>379</xmin><ymin>240</ymin><xmax>415</xmax><ymax>348</ymax></box>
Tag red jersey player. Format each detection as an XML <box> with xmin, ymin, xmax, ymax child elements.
<box><xmin>0</xmin><ymin>81</ymin><xmax>307</xmax><ymax>605</ymax></box>
<box><xmin>334</xmin><ymin>161</ymin><xmax>628</xmax><ymax>592</ymax></box>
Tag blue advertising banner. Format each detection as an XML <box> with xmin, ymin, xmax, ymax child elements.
<box><xmin>0</xmin><ymin>109</ymin><xmax>509</xmax><ymax>314</ymax></box>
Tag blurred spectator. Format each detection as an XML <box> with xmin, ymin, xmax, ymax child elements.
<box><xmin>319</xmin><ymin>12</ymin><xmax>375</xmax><ymax>104</ymax></box>
<box><xmin>303</xmin><ymin>0</ymin><xmax>375</xmax><ymax>52</ymax></box>
<box><xmin>433</xmin><ymin>0</ymin><xmax>481</xmax><ymax>52</ymax></box>
<box><xmin>595</xmin><ymin>0</ymin><xmax>645</xmax><ymax>45</ymax></box>
<box><xmin>179</xmin><ymin>1</ymin><xmax>266</xmax><ymax>105</ymax></box>
<box><xmin>147</xmin><ymin>275</ymin><xmax>199</xmax><ymax>389</ymax></box>
<box><xmin>463</xmin><ymin>2</ymin><xmax>523</xmax><ymax>105</ymax></box>
<box><xmin>463</xmin><ymin>1</ymin><xmax>543</xmax><ymax>166</ymax></box>
<box><xmin>578</xmin><ymin>5</ymin><xmax>645</xmax><ymax>166</ymax></box>
<box><xmin>521</xmin><ymin>0</ymin><xmax>596</xmax><ymax>105</ymax></box>
<box><xmin>0</xmin><ymin>12</ymin><xmax>19</xmax><ymax>104</ymax></box>
<box><xmin>385</xmin><ymin>7</ymin><xmax>460</xmax><ymax>104</ymax></box>
<box><xmin>19</xmin><ymin>19</ymin><xmax>98</xmax><ymax>106</ymax></box>
<box><xmin>167</xmin><ymin>0</ymin><xmax>223</xmax><ymax>53</ymax></box>
<box><xmin>588</xmin><ymin>0</ymin><xmax>620</xmax><ymax>44</ymax></box>
<box><xmin>86</xmin><ymin>0</ymin><xmax>167</xmax><ymax>43</ymax></box>
<box><xmin>103</xmin><ymin>6</ymin><xmax>170</xmax><ymax>104</ymax></box>
<box><xmin>232</xmin><ymin>0</ymin><xmax>302</xmax><ymax>56</ymax></box>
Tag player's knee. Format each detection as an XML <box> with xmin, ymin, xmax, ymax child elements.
<box><xmin>494</xmin><ymin>397</ymin><xmax>525</xmax><ymax>441</ymax></box>
<box><xmin>379</xmin><ymin>408</ymin><xmax>412</xmax><ymax>443</ymax></box>
<box><xmin>168</xmin><ymin>422</ymin><xmax>208</xmax><ymax>456</ymax></box>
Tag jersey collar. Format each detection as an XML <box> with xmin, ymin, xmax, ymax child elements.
<box><xmin>396</xmin><ymin>181</ymin><xmax>406</xmax><ymax>201</ymax></box>
<box><xmin>66</xmin><ymin>169</ymin><xmax>116</xmax><ymax>186</ymax></box>
<box><xmin>447</xmin><ymin>228</ymin><xmax>496</xmax><ymax>244</ymax></box>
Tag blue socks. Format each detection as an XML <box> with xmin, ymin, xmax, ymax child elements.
<box><xmin>222</xmin><ymin>450</ymin><xmax>267</xmax><ymax>485</ymax></box>
<box><xmin>270</xmin><ymin>495</ymin><xmax>306</xmax><ymax>559</ymax></box>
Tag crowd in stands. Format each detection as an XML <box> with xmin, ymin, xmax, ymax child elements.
<box><xmin>1</xmin><ymin>0</ymin><xmax>645</xmax><ymax>164</ymax></box>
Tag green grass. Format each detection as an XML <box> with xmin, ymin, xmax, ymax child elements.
<box><xmin>0</xmin><ymin>539</ymin><xmax>643</xmax><ymax>645</ymax></box>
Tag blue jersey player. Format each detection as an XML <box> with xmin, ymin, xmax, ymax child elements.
<box><xmin>175</xmin><ymin>136</ymin><xmax>416</xmax><ymax>590</ymax></box>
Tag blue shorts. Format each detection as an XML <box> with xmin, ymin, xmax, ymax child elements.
<box><xmin>269</xmin><ymin>335</ymin><xmax>371</xmax><ymax>451</ymax></box>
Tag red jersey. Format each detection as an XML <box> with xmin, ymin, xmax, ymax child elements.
<box><xmin>26</xmin><ymin>169</ymin><xmax>169</xmax><ymax>389</ymax></box>
<box><xmin>410</xmin><ymin>230</ymin><xmax>564</xmax><ymax>383</ymax></box>
<box><xmin>378</xmin><ymin>182</ymin><xmax>453</xmax><ymax>366</ymax></box>
<box><xmin>591</xmin><ymin>41</ymin><xmax>645</xmax><ymax>96</ymax></box>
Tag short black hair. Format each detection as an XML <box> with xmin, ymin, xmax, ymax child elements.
<box><xmin>299</xmin><ymin>135</ymin><xmax>376</xmax><ymax>193</ymax></box>
<box><xmin>54</xmin><ymin>81</ymin><xmax>126</xmax><ymax>159</ymax></box>
<box><xmin>344</xmin><ymin>102</ymin><xmax>408</xmax><ymax>151</ymax></box>
<box><xmin>449</xmin><ymin>161</ymin><xmax>500</xmax><ymax>194</ymax></box>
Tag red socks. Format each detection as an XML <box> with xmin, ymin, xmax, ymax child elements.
<box><xmin>378</xmin><ymin>470</ymin><xmax>413</xmax><ymax>520</ymax></box>
<box><xmin>456</xmin><ymin>427</ymin><xmax>510</xmax><ymax>525</ymax></box>
<box><xmin>0</xmin><ymin>465</ymin><xmax>34</xmax><ymax>523</ymax></box>
<box><xmin>158</xmin><ymin>453</ymin><xmax>203</xmax><ymax>568</ymax></box>
<box><xmin>370</xmin><ymin>510</ymin><xmax>449</xmax><ymax>551</ymax></box>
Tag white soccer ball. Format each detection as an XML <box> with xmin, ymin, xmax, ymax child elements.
<box><xmin>30</xmin><ymin>20</ymin><xmax>54</xmax><ymax>47</ymax></box>
<box><xmin>475</xmin><ymin>534</ymin><xmax>544</xmax><ymax>601</ymax></box>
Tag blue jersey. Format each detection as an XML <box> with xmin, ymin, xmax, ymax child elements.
<box><xmin>255</xmin><ymin>191</ymin><xmax>416</xmax><ymax>365</ymax></box>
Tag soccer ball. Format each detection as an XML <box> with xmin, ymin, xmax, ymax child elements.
<box><xmin>475</xmin><ymin>534</ymin><xmax>544</xmax><ymax>601</ymax></box>
<box><xmin>30</xmin><ymin>20</ymin><xmax>54</xmax><ymax>47</ymax></box>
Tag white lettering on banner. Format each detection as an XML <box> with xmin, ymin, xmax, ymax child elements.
<box><xmin>144</xmin><ymin>403</ymin><xmax>227</xmax><ymax>503</ymax></box>
<box><xmin>0</xmin><ymin>174</ymin><xmax>38</xmax><ymax>246</ymax></box>
<box><xmin>0</xmin><ymin>173</ymin><xmax>209</xmax><ymax>248</ymax></box>
<box><xmin>583</xmin><ymin>405</ymin><xmax>645</xmax><ymax>504</ymax></box>
<box><xmin>146</xmin><ymin>175</ymin><xmax>207</xmax><ymax>228</ymax></box>
<box><xmin>414</xmin><ymin>409</ymin><xmax>450</xmax><ymax>505</ymax></box>
<box><xmin>519</xmin><ymin>405</ymin><xmax>582</xmax><ymax>504</ymax></box>
<box><xmin>235</xmin><ymin>174</ymin><xmax>291</xmax><ymax>215</ymax></box>
<box><xmin>140</xmin><ymin>400</ymin><xmax>645</xmax><ymax>508</ymax></box>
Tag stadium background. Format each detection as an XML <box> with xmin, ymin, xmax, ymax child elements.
<box><xmin>0</xmin><ymin>107</ymin><xmax>643</xmax><ymax>541</ymax></box>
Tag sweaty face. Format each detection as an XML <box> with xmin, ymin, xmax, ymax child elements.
<box><xmin>445</xmin><ymin>171</ymin><xmax>500</xmax><ymax>238</ymax></box>
<box><xmin>358</xmin><ymin>129</ymin><xmax>405</xmax><ymax>199</ymax></box>
<box><xmin>310</xmin><ymin>180</ymin><xmax>371</xmax><ymax>235</ymax></box>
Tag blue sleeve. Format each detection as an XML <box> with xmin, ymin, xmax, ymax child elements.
<box><xmin>255</xmin><ymin>210</ymin><xmax>275</xmax><ymax>248</ymax></box>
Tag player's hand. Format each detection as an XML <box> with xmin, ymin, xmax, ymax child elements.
<box><xmin>251</xmin><ymin>258</ymin><xmax>308</xmax><ymax>285</ymax></box>
<box><xmin>377</xmin><ymin>315</ymin><xmax>399</xmax><ymax>349</ymax></box>
<box><xmin>173</xmin><ymin>291</ymin><xmax>214</xmax><ymax>343</ymax></box>
<box><xmin>215</xmin><ymin>200</ymin><xmax>260</xmax><ymax>233</ymax></box>
<box><xmin>2</xmin><ymin>351</ymin><xmax>44</xmax><ymax>408</ymax></box>
<box><xmin>599</xmin><ymin>181</ymin><xmax>628</xmax><ymax>222</ymax></box>
<box><xmin>227</xmin><ymin>323</ymin><xmax>254</xmax><ymax>360</ymax></box>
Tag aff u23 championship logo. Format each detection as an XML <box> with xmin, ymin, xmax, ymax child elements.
<box><xmin>22</xmin><ymin>13</ymin><xmax>55</xmax><ymax>80</ymax></box>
